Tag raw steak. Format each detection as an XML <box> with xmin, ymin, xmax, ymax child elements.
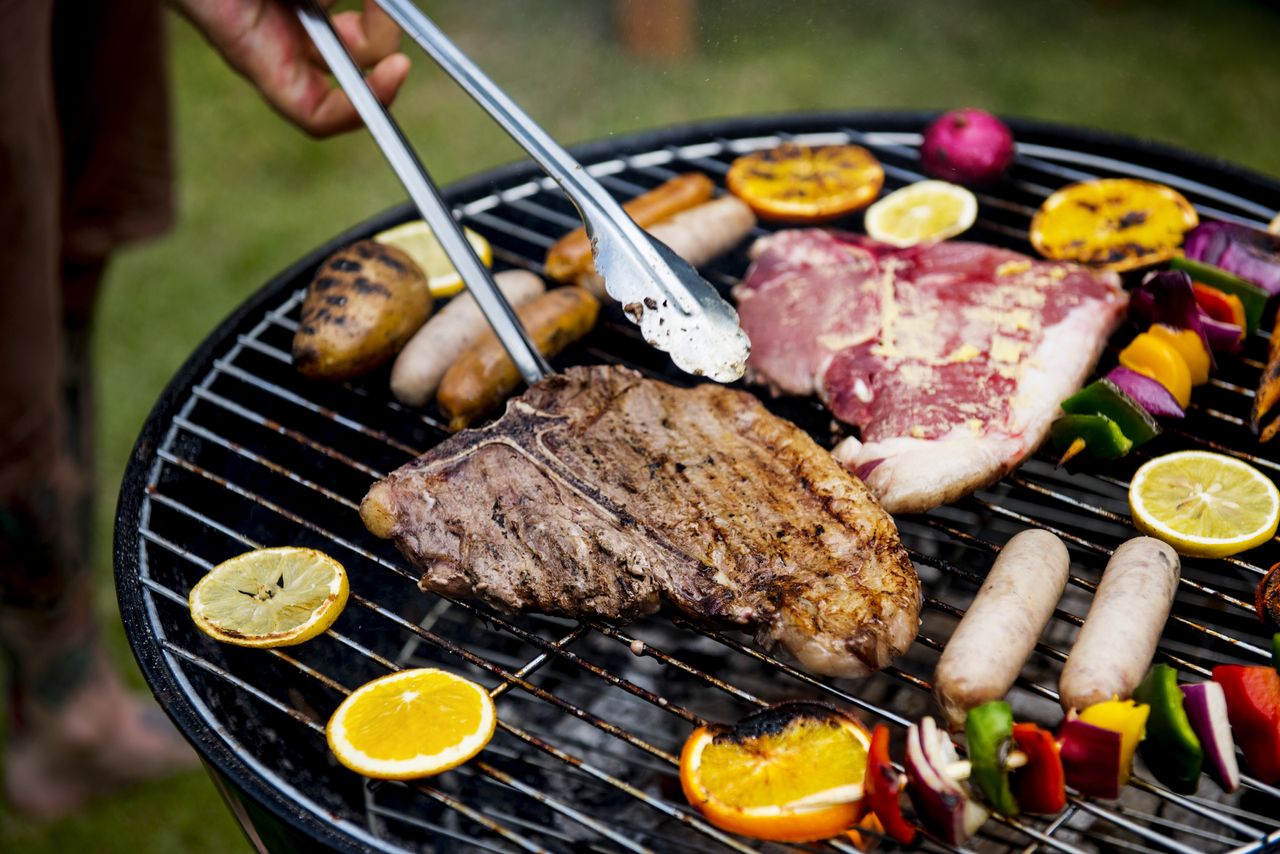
<box><xmin>361</xmin><ymin>365</ymin><xmax>920</xmax><ymax>678</ymax></box>
<box><xmin>734</xmin><ymin>230</ymin><xmax>1127</xmax><ymax>513</ymax></box>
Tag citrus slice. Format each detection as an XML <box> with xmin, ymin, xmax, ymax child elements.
<box><xmin>374</xmin><ymin>220</ymin><xmax>492</xmax><ymax>298</ymax></box>
<box><xmin>326</xmin><ymin>668</ymin><xmax>495</xmax><ymax>780</ymax></box>
<box><xmin>680</xmin><ymin>702</ymin><xmax>871</xmax><ymax>842</ymax></box>
<box><xmin>1129</xmin><ymin>450</ymin><xmax>1280</xmax><ymax>557</ymax></box>
<box><xmin>1030</xmin><ymin>178</ymin><xmax>1198</xmax><ymax>271</ymax></box>
<box><xmin>189</xmin><ymin>547</ymin><xmax>348</xmax><ymax>648</ymax></box>
<box><xmin>1270</xmin><ymin>210</ymin><xmax>1280</xmax><ymax>235</ymax></box>
<box><xmin>727</xmin><ymin>143</ymin><xmax>885</xmax><ymax>222</ymax></box>
<box><xmin>864</xmin><ymin>180</ymin><xmax>978</xmax><ymax>247</ymax></box>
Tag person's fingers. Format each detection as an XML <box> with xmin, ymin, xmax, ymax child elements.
<box><xmin>327</xmin><ymin>1</ymin><xmax>402</xmax><ymax>69</ymax></box>
<box><xmin>293</xmin><ymin>52</ymin><xmax>411</xmax><ymax>138</ymax></box>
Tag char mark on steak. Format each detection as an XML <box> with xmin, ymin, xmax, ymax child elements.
<box><xmin>361</xmin><ymin>365</ymin><xmax>921</xmax><ymax>678</ymax></box>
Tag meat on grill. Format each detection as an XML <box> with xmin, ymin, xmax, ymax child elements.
<box><xmin>360</xmin><ymin>365</ymin><xmax>921</xmax><ymax>678</ymax></box>
<box><xmin>734</xmin><ymin>230</ymin><xmax>1128</xmax><ymax>513</ymax></box>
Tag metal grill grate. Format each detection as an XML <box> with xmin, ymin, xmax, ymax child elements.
<box><xmin>115</xmin><ymin>113</ymin><xmax>1280</xmax><ymax>853</ymax></box>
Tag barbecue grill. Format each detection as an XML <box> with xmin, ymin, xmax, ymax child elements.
<box><xmin>115</xmin><ymin>112</ymin><xmax>1280</xmax><ymax>854</ymax></box>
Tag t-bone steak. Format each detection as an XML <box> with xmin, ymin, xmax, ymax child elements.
<box><xmin>361</xmin><ymin>365</ymin><xmax>921</xmax><ymax>678</ymax></box>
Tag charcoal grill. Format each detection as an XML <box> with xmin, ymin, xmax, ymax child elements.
<box><xmin>115</xmin><ymin>112</ymin><xmax>1280</xmax><ymax>853</ymax></box>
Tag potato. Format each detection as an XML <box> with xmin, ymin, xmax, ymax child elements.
<box><xmin>292</xmin><ymin>240</ymin><xmax>433</xmax><ymax>381</ymax></box>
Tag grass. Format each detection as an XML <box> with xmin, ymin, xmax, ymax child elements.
<box><xmin>3</xmin><ymin>0</ymin><xmax>1278</xmax><ymax>850</ymax></box>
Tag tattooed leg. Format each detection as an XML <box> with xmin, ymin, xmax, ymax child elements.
<box><xmin>0</xmin><ymin>261</ymin><xmax>198</xmax><ymax>819</ymax></box>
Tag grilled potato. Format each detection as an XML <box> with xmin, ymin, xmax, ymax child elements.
<box><xmin>293</xmin><ymin>241</ymin><xmax>433</xmax><ymax>381</ymax></box>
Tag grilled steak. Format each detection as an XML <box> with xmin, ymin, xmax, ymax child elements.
<box><xmin>361</xmin><ymin>365</ymin><xmax>920</xmax><ymax>677</ymax></box>
<box><xmin>735</xmin><ymin>230</ymin><xmax>1128</xmax><ymax>513</ymax></box>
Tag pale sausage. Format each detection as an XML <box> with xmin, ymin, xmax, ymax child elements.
<box><xmin>933</xmin><ymin>529</ymin><xmax>1071</xmax><ymax>730</ymax></box>
<box><xmin>390</xmin><ymin>269</ymin><xmax>545</xmax><ymax>407</ymax></box>
<box><xmin>1058</xmin><ymin>537</ymin><xmax>1180</xmax><ymax>711</ymax></box>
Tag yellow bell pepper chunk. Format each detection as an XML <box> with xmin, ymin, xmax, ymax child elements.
<box><xmin>1079</xmin><ymin>699</ymin><xmax>1150</xmax><ymax>787</ymax></box>
<box><xmin>1148</xmin><ymin>324</ymin><xmax>1210</xmax><ymax>386</ymax></box>
<box><xmin>1118</xmin><ymin>332</ymin><xmax>1192</xmax><ymax>408</ymax></box>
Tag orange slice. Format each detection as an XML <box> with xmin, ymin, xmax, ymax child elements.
<box><xmin>679</xmin><ymin>702</ymin><xmax>871</xmax><ymax>842</ymax></box>
<box><xmin>327</xmin><ymin>668</ymin><xmax>496</xmax><ymax>780</ymax></box>
<box><xmin>727</xmin><ymin>143</ymin><xmax>884</xmax><ymax>222</ymax></box>
<box><xmin>1030</xmin><ymin>178</ymin><xmax>1198</xmax><ymax>271</ymax></box>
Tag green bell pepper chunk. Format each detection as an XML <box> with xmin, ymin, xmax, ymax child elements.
<box><xmin>1272</xmin><ymin>633</ymin><xmax>1280</xmax><ymax>675</ymax></box>
<box><xmin>1061</xmin><ymin>379</ymin><xmax>1161</xmax><ymax>446</ymax></box>
<box><xmin>1170</xmin><ymin>256</ymin><xmax>1267</xmax><ymax>335</ymax></box>
<box><xmin>966</xmin><ymin>700</ymin><xmax>1020</xmax><ymax>816</ymax></box>
<box><xmin>1050</xmin><ymin>414</ymin><xmax>1133</xmax><ymax>461</ymax></box>
<box><xmin>1132</xmin><ymin>664</ymin><xmax>1203</xmax><ymax>794</ymax></box>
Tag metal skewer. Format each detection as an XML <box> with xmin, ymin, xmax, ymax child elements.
<box><xmin>372</xmin><ymin>0</ymin><xmax>751</xmax><ymax>383</ymax></box>
<box><xmin>296</xmin><ymin>0</ymin><xmax>551</xmax><ymax>385</ymax></box>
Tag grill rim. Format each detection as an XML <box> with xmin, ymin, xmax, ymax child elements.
<box><xmin>113</xmin><ymin>109</ymin><xmax>1280</xmax><ymax>853</ymax></box>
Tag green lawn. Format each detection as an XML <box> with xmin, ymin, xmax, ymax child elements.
<box><xmin>4</xmin><ymin>0</ymin><xmax>1278</xmax><ymax>850</ymax></box>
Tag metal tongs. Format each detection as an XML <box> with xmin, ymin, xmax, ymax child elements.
<box><xmin>296</xmin><ymin>0</ymin><xmax>749</xmax><ymax>385</ymax></box>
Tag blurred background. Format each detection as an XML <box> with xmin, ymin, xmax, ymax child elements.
<box><xmin>4</xmin><ymin>0</ymin><xmax>1278</xmax><ymax>850</ymax></box>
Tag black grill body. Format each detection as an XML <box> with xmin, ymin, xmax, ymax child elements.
<box><xmin>115</xmin><ymin>113</ymin><xmax>1280</xmax><ymax>853</ymax></box>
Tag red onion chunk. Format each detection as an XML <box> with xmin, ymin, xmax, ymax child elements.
<box><xmin>1199</xmin><ymin>314</ymin><xmax>1244</xmax><ymax>355</ymax></box>
<box><xmin>1141</xmin><ymin>270</ymin><xmax>1216</xmax><ymax>371</ymax></box>
<box><xmin>1059</xmin><ymin>718</ymin><xmax>1123</xmax><ymax>800</ymax></box>
<box><xmin>904</xmin><ymin>717</ymin><xmax>989</xmax><ymax>844</ymax></box>
<box><xmin>1181</xmin><ymin>683</ymin><xmax>1241</xmax><ymax>793</ymax></box>
<box><xmin>1106</xmin><ymin>367</ymin><xmax>1185</xmax><ymax>419</ymax></box>
<box><xmin>1185</xmin><ymin>221</ymin><xmax>1280</xmax><ymax>296</ymax></box>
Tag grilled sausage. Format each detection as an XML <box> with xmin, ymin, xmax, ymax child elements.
<box><xmin>438</xmin><ymin>287</ymin><xmax>599</xmax><ymax>430</ymax></box>
<box><xmin>577</xmin><ymin>196</ymin><xmax>758</xmax><ymax>299</ymax></box>
<box><xmin>933</xmin><ymin>529</ymin><xmax>1071</xmax><ymax>730</ymax></box>
<box><xmin>293</xmin><ymin>241</ymin><xmax>431</xmax><ymax>381</ymax></box>
<box><xmin>544</xmin><ymin>173</ymin><xmax>715</xmax><ymax>282</ymax></box>
<box><xmin>1058</xmin><ymin>536</ymin><xmax>1180</xmax><ymax>711</ymax></box>
<box><xmin>390</xmin><ymin>270</ymin><xmax>546</xmax><ymax>407</ymax></box>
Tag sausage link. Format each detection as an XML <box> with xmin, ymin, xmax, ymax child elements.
<box><xmin>933</xmin><ymin>529</ymin><xmax>1071</xmax><ymax>730</ymax></box>
<box><xmin>390</xmin><ymin>270</ymin><xmax>545</xmax><ymax>407</ymax></box>
<box><xmin>437</xmin><ymin>287</ymin><xmax>599</xmax><ymax>430</ymax></box>
<box><xmin>1058</xmin><ymin>536</ymin><xmax>1180</xmax><ymax>711</ymax></box>
<box><xmin>544</xmin><ymin>173</ymin><xmax>715</xmax><ymax>282</ymax></box>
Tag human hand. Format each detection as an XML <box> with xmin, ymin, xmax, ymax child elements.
<box><xmin>171</xmin><ymin>0</ymin><xmax>411</xmax><ymax>138</ymax></box>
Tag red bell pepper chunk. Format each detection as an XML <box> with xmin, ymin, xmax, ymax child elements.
<box><xmin>1212</xmin><ymin>664</ymin><xmax>1280</xmax><ymax>783</ymax></box>
<box><xmin>1192</xmin><ymin>283</ymin><xmax>1247</xmax><ymax>334</ymax></box>
<box><xmin>864</xmin><ymin>724</ymin><xmax>917</xmax><ymax>845</ymax></box>
<box><xmin>1010</xmin><ymin>723</ymin><xmax>1066</xmax><ymax>814</ymax></box>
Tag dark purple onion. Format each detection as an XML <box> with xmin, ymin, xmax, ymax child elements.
<box><xmin>1184</xmin><ymin>221</ymin><xmax>1280</xmax><ymax>296</ymax></box>
<box><xmin>1106</xmin><ymin>367</ymin><xmax>1185</xmax><ymax>419</ymax></box>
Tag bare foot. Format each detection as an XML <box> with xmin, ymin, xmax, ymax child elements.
<box><xmin>4</xmin><ymin>651</ymin><xmax>200</xmax><ymax>820</ymax></box>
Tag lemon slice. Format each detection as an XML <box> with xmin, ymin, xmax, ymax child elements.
<box><xmin>1129</xmin><ymin>451</ymin><xmax>1280</xmax><ymax>557</ymax></box>
<box><xmin>189</xmin><ymin>547</ymin><xmax>348</xmax><ymax>648</ymax></box>
<box><xmin>864</xmin><ymin>180</ymin><xmax>977</xmax><ymax>247</ymax></box>
<box><xmin>1270</xmin><ymin>210</ymin><xmax>1279</xmax><ymax>235</ymax></box>
<box><xmin>327</xmin><ymin>668</ymin><xmax>496</xmax><ymax>780</ymax></box>
<box><xmin>374</xmin><ymin>220</ymin><xmax>492</xmax><ymax>298</ymax></box>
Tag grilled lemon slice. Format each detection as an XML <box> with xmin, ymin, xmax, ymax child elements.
<box><xmin>1030</xmin><ymin>178</ymin><xmax>1197</xmax><ymax>272</ymax></box>
<box><xmin>327</xmin><ymin>668</ymin><xmax>496</xmax><ymax>780</ymax></box>
<box><xmin>727</xmin><ymin>143</ymin><xmax>884</xmax><ymax>222</ymax></box>
<box><xmin>1129</xmin><ymin>451</ymin><xmax>1280</xmax><ymax>557</ymax></box>
<box><xmin>374</xmin><ymin>220</ymin><xmax>492</xmax><ymax>298</ymax></box>
<box><xmin>865</xmin><ymin>180</ymin><xmax>977</xmax><ymax>247</ymax></box>
<box><xmin>680</xmin><ymin>702</ymin><xmax>870</xmax><ymax>843</ymax></box>
<box><xmin>189</xmin><ymin>547</ymin><xmax>348</xmax><ymax>648</ymax></box>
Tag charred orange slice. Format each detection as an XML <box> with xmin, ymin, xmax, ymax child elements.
<box><xmin>1030</xmin><ymin>178</ymin><xmax>1198</xmax><ymax>271</ymax></box>
<box><xmin>679</xmin><ymin>702</ymin><xmax>870</xmax><ymax>842</ymax></box>
<box><xmin>727</xmin><ymin>143</ymin><xmax>884</xmax><ymax>222</ymax></box>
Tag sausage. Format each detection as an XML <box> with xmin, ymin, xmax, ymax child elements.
<box><xmin>437</xmin><ymin>286</ymin><xmax>599</xmax><ymax>430</ymax></box>
<box><xmin>1058</xmin><ymin>536</ymin><xmax>1180</xmax><ymax>711</ymax></box>
<box><xmin>576</xmin><ymin>196</ymin><xmax>758</xmax><ymax>299</ymax></box>
<box><xmin>544</xmin><ymin>173</ymin><xmax>715</xmax><ymax>282</ymax></box>
<box><xmin>390</xmin><ymin>270</ymin><xmax>545</xmax><ymax>407</ymax></box>
<box><xmin>933</xmin><ymin>529</ymin><xmax>1071</xmax><ymax>730</ymax></box>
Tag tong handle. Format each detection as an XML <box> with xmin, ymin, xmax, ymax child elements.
<box><xmin>296</xmin><ymin>0</ymin><xmax>550</xmax><ymax>385</ymax></box>
<box><xmin>374</xmin><ymin>0</ymin><xmax>697</xmax><ymax>316</ymax></box>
